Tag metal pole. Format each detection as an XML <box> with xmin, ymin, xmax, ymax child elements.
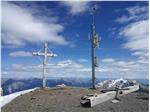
<box><xmin>43</xmin><ymin>64</ymin><xmax>46</xmax><ymax>87</ymax></box>
<box><xmin>43</xmin><ymin>42</ymin><xmax>47</xmax><ymax>88</ymax></box>
<box><xmin>90</xmin><ymin>7</ymin><xmax>99</xmax><ymax>89</ymax></box>
<box><xmin>91</xmin><ymin>36</ymin><xmax>96</xmax><ymax>89</ymax></box>
<box><xmin>91</xmin><ymin>24</ymin><xmax>96</xmax><ymax>89</ymax></box>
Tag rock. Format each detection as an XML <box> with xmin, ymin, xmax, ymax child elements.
<box><xmin>56</xmin><ymin>84</ymin><xmax>66</xmax><ymax>87</ymax></box>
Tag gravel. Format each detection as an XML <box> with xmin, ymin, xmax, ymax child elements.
<box><xmin>2</xmin><ymin>87</ymin><xmax>149</xmax><ymax>112</ymax></box>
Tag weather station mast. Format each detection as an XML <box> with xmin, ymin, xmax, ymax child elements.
<box><xmin>90</xmin><ymin>7</ymin><xmax>100</xmax><ymax>89</ymax></box>
<box><xmin>32</xmin><ymin>42</ymin><xmax>57</xmax><ymax>88</ymax></box>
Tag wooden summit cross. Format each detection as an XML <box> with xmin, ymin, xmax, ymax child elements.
<box><xmin>32</xmin><ymin>42</ymin><xmax>57</xmax><ymax>88</ymax></box>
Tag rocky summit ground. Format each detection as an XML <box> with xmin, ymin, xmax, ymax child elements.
<box><xmin>2</xmin><ymin>87</ymin><xmax>149</xmax><ymax>112</ymax></box>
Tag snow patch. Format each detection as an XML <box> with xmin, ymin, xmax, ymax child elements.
<box><xmin>0</xmin><ymin>88</ymin><xmax>38</xmax><ymax>107</ymax></box>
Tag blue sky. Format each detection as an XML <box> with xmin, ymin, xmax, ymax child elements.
<box><xmin>1</xmin><ymin>1</ymin><xmax>149</xmax><ymax>79</ymax></box>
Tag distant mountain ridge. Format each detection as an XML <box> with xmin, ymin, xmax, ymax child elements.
<box><xmin>96</xmin><ymin>78</ymin><xmax>149</xmax><ymax>93</ymax></box>
<box><xmin>2</xmin><ymin>78</ymin><xmax>149</xmax><ymax>95</ymax></box>
<box><xmin>96</xmin><ymin>78</ymin><xmax>137</xmax><ymax>89</ymax></box>
<box><xmin>2</xmin><ymin>78</ymin><xmax>92</xmax><ymax>95</ymax></box>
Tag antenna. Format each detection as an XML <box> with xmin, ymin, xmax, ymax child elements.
<box><xmin>92</xmin><ymin>7</ymin><xmax>96</xmax><ymax>25</ymax></box>
<box><xmin>32</xmin><ymin>42</ymin><xmax>57</xmax><ymax>88</ymax></box>
<box><xmin>90</xmin><ymin>7</ymin><xmax>100</xmax><ymax>89</ymax></box>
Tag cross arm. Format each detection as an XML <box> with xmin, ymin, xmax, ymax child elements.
<box><xmin>32</xmin><ymin>52</ymin><xmax>44</xmax><ymax>56</ymax></box>
<box><xmin>47</xmin><ymin>53</ymin><xmax>58</xmax><ymax>57</ymax></box>
<box><xmin>32</xmin><ymin>52</ymin><xmax>57</xmax><ymax>57</ymax></box>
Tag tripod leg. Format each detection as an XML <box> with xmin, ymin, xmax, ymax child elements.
<box><xmin>115</xmin><ymin>90</ymin><xmax>119</xmax><ymax>100</ymax></box>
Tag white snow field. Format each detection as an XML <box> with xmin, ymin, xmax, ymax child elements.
<box><xmin>0</xmin><ymin>88</ymin><xmax>38</xmax><ymax>107</ymax></box>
